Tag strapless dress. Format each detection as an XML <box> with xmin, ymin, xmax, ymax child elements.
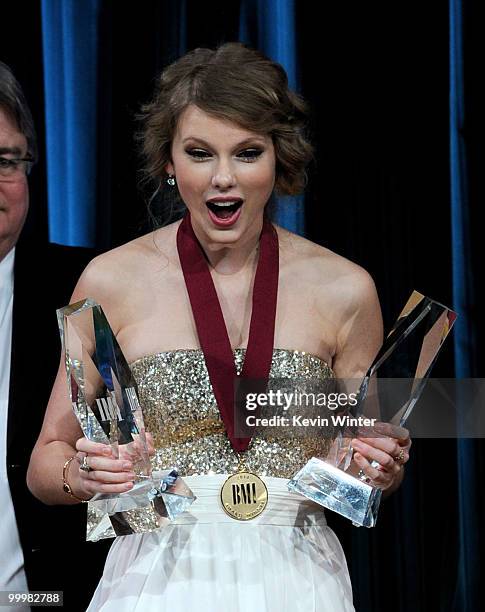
<box><xmin>87</xmin><ymin>349</ymin><xmax>354</xmax><ymax>612</ymax></box>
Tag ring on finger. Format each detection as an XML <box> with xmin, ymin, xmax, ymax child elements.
<box><xmin>358</xmin><ymin>469</ymin><xmax>371</xmax><ymax>484</ymax></box>
<box><xmin>393</xmin><ymin>449</ymin><xmax>406</xmax><ymax>464</ymax></box>
<box><xmin>79</xmin><ymin>455</ymin><xmax>93</xmax><ymax>473</ymax></box>
<box><xmin>369</xmin><ymin>459</ymin><xmax>384</xmax><ymax>471</ymax></box>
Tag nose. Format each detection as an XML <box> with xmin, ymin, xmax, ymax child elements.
<box><xmin>211</xmin><ymin>158</ymin><xmax>236</xmax><ymax>190</ymax></box>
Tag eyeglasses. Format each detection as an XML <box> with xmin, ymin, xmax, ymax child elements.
<box><xmin>0</xmin><ymin>156</ymin><xmax>34</xmax><ymax>182</ymax></box>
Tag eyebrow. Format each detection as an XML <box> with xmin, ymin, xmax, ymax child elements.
<box><xmin>182</xmin><ymin>136</ymin><xmax>267</xmax><ymax>148</ymax></box>
<box><xmin>0</xmin><ymin>146</ymin><xmax>23</xmax><ymax>156</ymax></box>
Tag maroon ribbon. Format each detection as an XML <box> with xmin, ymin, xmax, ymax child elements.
<box><xmin>176</xmin><ymin>212</ymin><xmax>279</xmax><ymax>452</ymax></box>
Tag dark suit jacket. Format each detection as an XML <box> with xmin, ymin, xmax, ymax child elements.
<box><xmin>6</xmin><ymin>236</ymin><xmax>111</xmax><ymax>610</ymax></box>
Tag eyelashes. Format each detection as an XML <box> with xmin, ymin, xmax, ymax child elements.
<box><xmin>185</xmin><ymin>148</ymin><xmax>263</xmax><ymax>162</ymax></box>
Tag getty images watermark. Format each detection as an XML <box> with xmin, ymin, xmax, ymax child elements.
<box><xmin>244</xmin><ymin>389</ymin><xmax>377</xmax><ymax>428</ymax></box>
<box><xmin>234</xmin><ymin>377</ymin><xmax>485</xmax><ymax>439</ymax></box>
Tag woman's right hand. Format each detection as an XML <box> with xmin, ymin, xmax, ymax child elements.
<box><xmin>74</xmin><ymin>437</ymin><xmax>136</xmax><ymax>498</ymax></box>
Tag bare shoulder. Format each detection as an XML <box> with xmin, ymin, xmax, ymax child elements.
<box><xmin>275</xmin><ymin>225</ymin><xmax>382</xmax><ymax>375</ymax></box>
<box><xmin>71</xmin><ymin>222</ymin><xmax>180</xmax><ymax>331</ymax></box>
<box><xmin>275</xmin><ymin>224</ymin><xmax>378</xmax><ymax>316</ymax></box>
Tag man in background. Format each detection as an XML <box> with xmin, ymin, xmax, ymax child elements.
<box><xmin>0</xmin><ymin>61</ymin><xmax>109</xmax><ymax>610</ymax></box>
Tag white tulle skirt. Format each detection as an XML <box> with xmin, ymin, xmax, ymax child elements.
<box><xmin>87</xmin><ymin>475</ymin><xmax>354</xmax><ymax>612</ymax></box>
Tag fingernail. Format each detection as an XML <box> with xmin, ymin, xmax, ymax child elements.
<box><xmin>123</xmin><ymin>462</ymin><xmax>133</xmax><ymax>470</ymax></box>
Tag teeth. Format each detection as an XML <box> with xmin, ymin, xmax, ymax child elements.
<box><xmin>208</xmin><ymin>201</ymin><xmax>240</xmax><ymax>207</ymax></box>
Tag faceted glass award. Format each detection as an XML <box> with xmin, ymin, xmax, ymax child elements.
<box><xmin>57</xmin><ymin>298</ymin><xmax>196</xmax><ymax>540</ymax></box>
<box><xmin>288</xmin><ymin>291</ymin><xmax>457</xmax><ymax>527</ymax></box>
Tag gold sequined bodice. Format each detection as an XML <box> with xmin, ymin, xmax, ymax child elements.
<box><xmin>130</xmin><ymin>348</ymin><xmax>334</xmax><ymax>478</ymax></box>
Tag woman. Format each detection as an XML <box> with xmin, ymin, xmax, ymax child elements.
<box><xmin>27</xmin><ymin>43</ymin><xmax>410</xmax><ymax>611</ymax></box>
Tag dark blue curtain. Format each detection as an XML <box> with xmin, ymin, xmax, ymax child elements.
<box><xmin>41</xmin><ymin>0</ymin><xmax>100</xmax><ymax>247</ymax></box>
<box><xmin>450</xmin><ymin>1</ymin><xmax>480</xmax><ymax>610</ymax></box>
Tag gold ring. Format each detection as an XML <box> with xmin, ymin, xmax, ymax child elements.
<box><xmin>394</xmin><ymin>449</ymin><xmax>406</xmax><ymax>464</ymax></box>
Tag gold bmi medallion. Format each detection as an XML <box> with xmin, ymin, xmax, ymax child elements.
<box><xmin>220</xmin><ymin>462</ymin><xmax>268</xmax><ymax>521</ymax></box>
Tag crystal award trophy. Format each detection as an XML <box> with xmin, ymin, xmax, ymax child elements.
<box><xmin>57</xmin><ymin>298</ymin><xmax>196</xmax><ymax>541</ymax></box>
<box><xmin>288</xmin><ymin>291</ymin><xmax>457</xmax><ymax>527</ymax></box>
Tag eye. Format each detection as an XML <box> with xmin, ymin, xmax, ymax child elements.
<box><xmin>0</xmin><ymin>157</ymin><xmax>16</xmax><ymax>168</ymax></box>
<box><xmin>237</xmin><ymin>149</ymin><xmax>263</xmax><ymax>161</ymax></box>
<box><xmin>185</xmin><ymin>148</ymin><xmax>211</xmax><ymax>160</ymax></box>
<box><xmin>184</xmin><ymin>147</ymin><xmax>264</xmax><ymax>162</ymax></box>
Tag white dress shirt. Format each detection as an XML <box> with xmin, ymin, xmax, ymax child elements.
<box><xmin>0</xmin><ymin>247</ymin><xmax>29</xmax><ymax>599</ymax></box>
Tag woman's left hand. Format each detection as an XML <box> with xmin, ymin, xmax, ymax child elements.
<box><xmin>351</xmin><ymin>422</ymin><xmax>411</xmax><ymax>493</ymax></box>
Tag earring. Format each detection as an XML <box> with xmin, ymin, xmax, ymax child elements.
<box><xmin>167</xmin><ymin>174</ymin><xmax>176</xmax><ymax>186</ymax></box>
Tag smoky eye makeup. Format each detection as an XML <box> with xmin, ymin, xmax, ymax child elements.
<box><xmin>184</xmin><ymin>147</ymin><xmax>264</xmax><ymax>161</ymax></box>
<box><xmin>237</xmin><ymin>148</ymin><xmax>264</xmax><ymax>158</ymax></box>
<box><xmin>185</xmin><ymin>148</ymin><xmax>211</xmax><ymax>159</ymax></box>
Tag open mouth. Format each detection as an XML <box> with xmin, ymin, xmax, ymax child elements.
<box><xmin>206</xmin><ymin>199</ymin><xmax>243</xmax><ymax>219</ymax></box>
<box><xmin>205</xmin><ymin>199</ymin><xmax>244</xmax><ymax>227</ymax></box>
